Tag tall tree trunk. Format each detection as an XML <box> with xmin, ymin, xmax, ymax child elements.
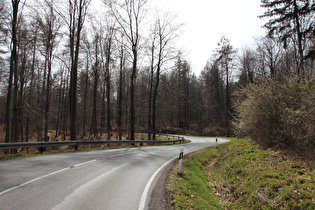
<box><xmin>148</xmin><ymin>45</ymin><xmax>154</xmax><ymax>140</ymax></box>
<box><xmin>25</xmin><ymin>30</ymin><xmax>37</xmax><ymax>143</ymax></box>
<box><xmin>55</xmin><ymin>71</ymin><xmax>63</xmax><ymax>138</ymax></box>
<box><xmin>293</xmin><ymin>0</ymin><xmax>304</xmax><ymax>75</ymax></box>
<box><xmin>11</xmin><ymin>48</ymin><xmax>19</xmax><ymax>150</ymax></box>
<box><xmin>62</xmin><ymin>72</ymin><xmax>69</xmax><ymax>140</ymax></box>
<box><xmin>43</xmin><ymin>32</ymin><xmax>53</xmax><ymax>141</ymax></box>
<box><xmin>152</xmin><ymin>69</ymin><xmax>159</xmax><ymax>140</ymax></box>
<box><xmin>152</xmin><ymin>52</ymin><xmax>162</xmax><ymax>140</ymax></box>
<box><xmin>44</xmin><ymin>50</ymin><xmax>52</xmax><ymax>141</ymax></box>
<box><xmin>100</xmin><ymin>80</ymin><xmax>105</xmax><ymax>137</ymax></box>
<box><xmin>130</xmin><ymin>47</ymin><xmax>137</xmax><ymax>141</ymax></box>
<box><xmin>82</xmin><ymin>59</ymin><xmax>89</xmax><ymax>137</ymax></box>
<box><xmin>225</xmin><ymin>63</ymin><xmax>230</xmax><ymax>127</ymax></box>
<box><xmin>18</xmin><ymin>46</ymin><xmax>27</xmax><ymax>143</ymax></box>
<box><xmin>90</xmin><ymin>38</ymin><xmax>99</xmax><ymax>138</ymax></box>
<box><xmin>105</xmin><ymin>48</ymin><xmax>111</xmax><ymax>140</ymax></box>
<box><xmin>69</xmin><ymin>53</ymin><xmax>78</xmax><ymax>141</ymax></box>
<box><xmin>41</xmin><ymin>48</ymin><xmax>48</xmax><ymax>141</ymax></box>
<box><xmin>117</xmin><ymin>45</ymin><xmax>124</xmax><ymax>140</ymax></box>
<box><xmin>90</xmin><ymin>69</ymin><xmax>98</xmax><ymax>138</ymax></box>
<box><xmin>69</xmin><ymin>0</ymin><xmax>87</xmax><ymax>142</ymax></box>
<box><xmin>6</xmin><ymin>0</ymin><xmax>20</xmax><ymax>153</ymax></box>
<box><xmin>36</xmin><ymin>67</ymin><xmax>42</xmax><ymax>141</ymax></box>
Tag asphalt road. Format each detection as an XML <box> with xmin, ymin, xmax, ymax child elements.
<box><xmin>0</xmin><ymin>136</ymin><xmax>229</xmax><ymax>210</ymax></box>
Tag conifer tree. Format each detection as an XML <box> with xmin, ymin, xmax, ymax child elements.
<box><xmin>260</xmin><ymin>0</ymin><xmax>315</xmax><ymax>74</ymax></box>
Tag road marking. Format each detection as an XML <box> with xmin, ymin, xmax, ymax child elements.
<box><xmin>107</xmin><ymin>154</ymin><xmax>125</xmax><ymax>158</ymax></box>
<box><xmin>138</xmin><ymin>156</ymin><xmax>177</xmax><ymax>210</ymax></box>
<box><xmin>72</xmin><ymin>159</ymin><xmax>97</xmax><ymax>168</ymax></box>
<box><xmin>52</xmin><ymin>163</ymin><xmax>128</xmax><ymax>210</ymax></box>
<box><xmin>0</xmin><ymin>159</ymin><xmax>97</xmax><ymax>196</ymax></box>
<box><xmin>0</xmin><ymin>167</ymin><xmax>69</xmax><ymax>196</ymax></box>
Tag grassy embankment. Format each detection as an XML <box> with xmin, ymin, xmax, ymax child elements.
<box><xmin>169</xmin><ymin>138</ymin><xmax>314</xmax><ymax>209</ymax></box>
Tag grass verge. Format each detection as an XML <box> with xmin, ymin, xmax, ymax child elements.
<box><xmin>169</xmin><ymin>138</ymin><xmax>315</xmax><ymax>209</ymax></box>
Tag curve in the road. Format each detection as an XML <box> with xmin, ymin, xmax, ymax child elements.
<box><xmin>0</xmin><ymin>136</ymin><xmax>229</xmax><ymax>210</ymax></box>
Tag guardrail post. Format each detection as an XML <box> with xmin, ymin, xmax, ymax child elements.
<box><xmin>39</xmin><ymin>146</ymin><xmax>45</xmax><ymax>153</ymax></box>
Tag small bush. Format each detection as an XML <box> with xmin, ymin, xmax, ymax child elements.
<box><xmin>233</xmin><ymin>78</ymin><xmax>315</xmax><ymax>162</ymax></box>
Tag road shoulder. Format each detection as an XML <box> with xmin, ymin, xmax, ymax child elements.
<box><xmin>148</xmin><ymin>159</ymin><xmax>176</xmax><ymax>210</ymax></box>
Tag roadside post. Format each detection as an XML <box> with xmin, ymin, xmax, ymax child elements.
<box><xmin>178</xmin><ymin>148</ymin><xmax>184</xmax><ymax>174</ymax></box>
<box><xmin>216</xmin><ymin>131</ymin><xmax>219</xmax><ymax>148</ymax></box>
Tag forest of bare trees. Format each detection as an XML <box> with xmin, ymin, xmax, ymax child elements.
<box><xmin>0</xmin><ymin>0</ymin><xmax>314</xmax><ymax>157</ymax></box>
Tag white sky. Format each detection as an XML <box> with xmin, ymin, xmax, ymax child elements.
<box><xmin>149</xmin><ymin>0</ymin><xmax>267</xmax><ymax>75</ymax></box>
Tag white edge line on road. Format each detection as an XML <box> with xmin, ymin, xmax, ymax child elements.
<box><xmin>138</xmin><ymin>156</ymin><xmax>177</xmax><ymax>210</ymax></box>
<box><xmin>73</xmin><ymin>159</ymin><xmax>97</xmax><ymax>168</ymax></box>
<box><xmin>0</xmin><ymin>159</ymin><xmax>97</xmax><ymax>196</ymax></box>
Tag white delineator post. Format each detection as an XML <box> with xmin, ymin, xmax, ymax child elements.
<box><xmin>178</xmin><ymin>148</ymin><xmax>184</xmax><ymax>174</ymax></box>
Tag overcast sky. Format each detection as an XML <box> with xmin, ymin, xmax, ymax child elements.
<box><xmin>149</xmin><ymin>0</ymin><xmax>267</xmax><ymax>75</ymax></box>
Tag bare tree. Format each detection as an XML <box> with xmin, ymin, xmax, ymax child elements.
<box><xmin>238</xmin><ymin>48</ymin><xmax>256</xmax><ymax>85</ymax></box>
<box><xmin>147</xmin><ymin>31</ymin><xmax>156</xmax><ymax>140</ymax></box>
<box><xmin>16</xmin><ymin>17</ymin><xmax>34</xmax><ymax>143</ymax></box>
<box><xmin>68</xmin><ymin>0</ymin><xmax>91</xmax><ymax>142</ymax></box>
<box><xmin>25</xmin><ymin>22</ymin><xmax>39</xmax><ymax>142</ymax></box>
<box><xmin>148</xmin><ymin>11</ymin><xmax>181</xmax><ymax>139</ymax></box>
<box><xmin>5</xmin><ymin>0</ymin><xmax>21</xmax><ymax>148</ymax></box>
<box><xmin>0</xmin><ymin>0</ymin><xmax>9</xmax><ymax>49</ymax></box>
<box><xmin>255</xmin><ymin>36</ymin><xmax>283</xmax><ymax>79</ymax></box>
<box><xmin>36</xmin><ymin>0</ymin><xmax>62</xmax><ymax>141</ymax></box>
<box><xmin>104</xmin><ymin>26</ymin><xmax>115</xmax><ymax>140</ymax></box>
<box><xmin>80</xmin><ymin>31</ymin><xmax>92</xmax><ymax>137</ymax></box>
<box><xmin>117</xmin><ymin>35</ymin><xmax>126</xmax><ymax>140</ymax></box>
<box><xmin>105</xmin><ymin>0</ymin><xmax>148</xmax><ymax>140</ymax></box>
<box><xmin>90</xmin><ymin>33</ymin><xmax>100</xmax><ymax>138</ymax></box>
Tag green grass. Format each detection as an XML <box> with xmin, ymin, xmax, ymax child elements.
<box><xmin>170</xmin><ymin>147</ymin><xmax>223</xmax><ymax>209</ymax></box>
<box><xmin>170</xmin><ymin>138</ymin><xmax>315</xmax><ymax>209</ymax></box>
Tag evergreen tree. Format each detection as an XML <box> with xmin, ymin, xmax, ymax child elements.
<box><xmin>260</xmin><ymin>0</ymin><xmax>315</xmax><ymax>74</ymax></box>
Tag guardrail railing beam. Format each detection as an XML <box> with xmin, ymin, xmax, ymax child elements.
<box><xmin>0</xmin><ymin>138</ymin><xmax>185</xmax><ymax>150</ymax></box>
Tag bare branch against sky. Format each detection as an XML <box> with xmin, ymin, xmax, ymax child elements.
<box><xmin>148</xmin><ymin>0</ymin><xmax>266</xmax><ymax>75</ymax></box>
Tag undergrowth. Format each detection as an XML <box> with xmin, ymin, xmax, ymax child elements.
<box><xmin>170</xmin><ymin>138</ymin><xmax>315</xmax><ymax>209</ymax></box>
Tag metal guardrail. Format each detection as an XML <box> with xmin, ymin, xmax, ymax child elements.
<box><xmin>0</xmin><ymin>135</ymin><xmax>185</xmax><ymax>150</ymax></box>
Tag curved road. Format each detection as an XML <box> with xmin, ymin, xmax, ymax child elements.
<box><xmin>0</xmin><ymin>136</ymin><xmax>229</xmax><ymax>210</ymax></box>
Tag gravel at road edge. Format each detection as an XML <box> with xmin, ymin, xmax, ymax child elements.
<box><xmin>148</xmin><ymin>159</ymin><xmax>176</xmax><ymax>210</ymax></box>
